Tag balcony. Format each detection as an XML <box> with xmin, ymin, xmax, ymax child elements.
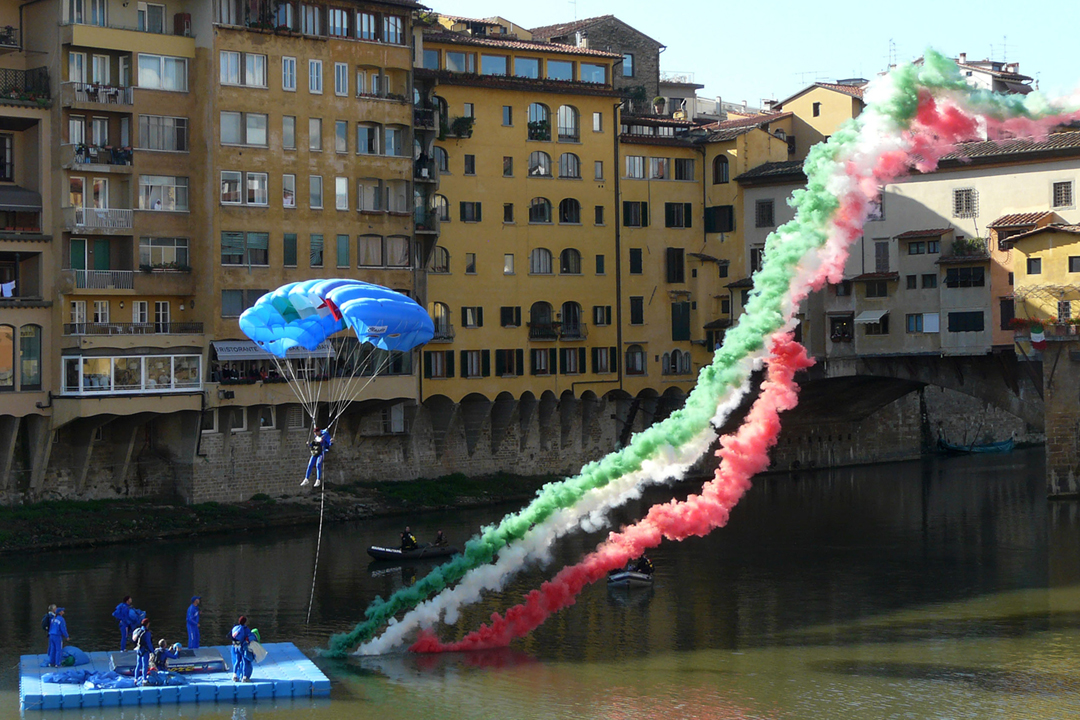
<box><xmin>0</xmin><ymin>25</ymin><xmax>18</xmax><ymax>52</ymax></box>
<box><xmin>528</xmin><ymin>322</ymin><xmax>559</xmax><ymax>341</ymax></box>
<box><xmin>414</xmin><ymin>158</ymin><xmax>436</xmax><ymax>182</ymax></box>
<box><xmin>62</xmin><ymin>143</ymin><xmax>133</xmax><ymax>172</ymax></box>
<box><xmin>63</xmin><ymin>207</ymin><xmax>133</xmax><ymax>231</ymax></box>
<box><xmin>64</xmin><ymin>321</ymin><xmax>203</xmax><ymax>335</ymax></box>
<box><xmin>560</xmin><ymin>322</ymin><xmax>588</xmax><ymax>341</ymax></box>
<box><xmin>413</xmin><ymin>208</ymin><xmax>439</xmax><ymax>234</ymax></box>
<box><xmin>413</xmin><ymin>107</ymin><xmax>436</xmax><ymax>129</ymax></box>
<box><xmin>61</xmin><ymin>82</ymin><xmax>134</xmax><ymax>108</ymax></box>
<box><xmin>0</xmin><ymin>66</ymin><xmax>50</xmax><ymax>106</ymax></box>
<box><xmin>70</xmin><ymin>269</ymin><xmax>134</xmax><ymax>289</ymax></box>
<box><xmin>1014</xmin><ymin>323</ymin><xmax>1080</xmax><ymax>342</ymax></box>
<box><xmin>430</xmin><ymin>323</ymin><xmax>454</xmax><ymax>343</ymax></box>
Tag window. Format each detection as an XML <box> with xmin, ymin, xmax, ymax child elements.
<box><xmin>445</xmin><ymin>51</ymin><xmax>474</xmax><ymax>73</ymax></box>
<box><xmin>69</xmin><ymin>115</ymin><xmax>85</xmax><ymax>145</ymax></box>
<box><xmin>908</xmin><ymin>241</ymin><xmax>925</xmax><ymax>255</ymax></box>
<box><xmin>246</xmin><ymin>173</ymin><xmax>268</xmax><ymax>205</ymax></box>
<box><xmin>947</xmin><ymin>311</ymin><xmax>984</xmax><ymax>333</ymax></box>
<box><xmin>666</xmin><ymin>247</ymin><xmax>685</xmax><ymax>283</ymax></box>
<box><xmin>139</xmin><ymin>237</ymin><xmax>189</xmax><ymax>267</ymax></box>
<box><xmin>560</xmin><ymin>248</ymin><xmax>581</xmax><ymax>274</ymax></box>
<box><xmin>557</xmin><ymin>105</ymin><xmax>579</xmax><ymax>142</ymax></box>
<box><xmin>665</xmin><ymin>203</ymin><xmax>693</xmax><ymax>229</ymax></box>
<box><xmin>529</xmin><ymin>197</ymin><xmax>552</xmax><ymax>223</ymax></box>
<box><xmin>547</xmin><ymin>60</ymin><xmax>573</xmax><ymax>81</ymax></box>
<box><xmin>626</xmin><ymin>344</ymin><xmax>645</xmax><ymax>375</ymax></box>
<box><xmin>906</xmin><ymin>275</ymin><xmax>917</xmax><ymax>290</ymax></box>
<box><xmin>906</xmin><ymin>314</ymin><xmax>924</xmax><ymax>333</ymax></box>
<box><xmin>622</xmin><ymin>53</ymin><xmax>634</xmax><ymax>77</ymax></box>
<box><xmin>503</xmin><ymin>105</ymin><xmax>513</xmax><ymax>126</ymax></box>
<box><xmin>560</xmin><ymin>347</ymin><xmax>585</xmax><ymax>375</ymax></box>
<box><xmin>356</xmin><ymin>123</ymin><xmax>379</xmax><ymax>154</ymax></box>
<box><xmin>674</xmin><ymin>159</ymin><xmax>694</xmax><ymax>181</ymax></box>
<box><xmin>812</xmin><ymin>101</ymin><xmax>821</xmax><ymax>117</ymax></box>
<box><xmin>220</xmin><ymin>112</ymin><xmax>267</xmax><ymax>145</ymax></box>
<box><xmin>629</xmin><ymin>297</ymin><xmax>644</xmax><ymax>325</ymax></box>
<box><xmin>358</xmin><ymin>235</ymin><xmax>382</xmax><ymax>266</ymax></box>
<box><xmin>284</xmin><ymin>233</ymin><xmax>297</xmax><ymax>266</ymax></box>
<box><xmin>462</xmin><ymin>306</ymin><xmax>483</xmax><ymax>328</ymax></box>
<box><xmin>713</xmin><ymin>155</ymin><xmax>729</xmax><ymax>184</ymax></box>
<box><xmin>334</xmin><ymin>62</ymin><xmax>348</xmax><ymax>95</ymax></box>
<box><xmin>502</xmin><ymin>156</ymin><xmax>513</xmax><ymax>177</ymax></box>
<box><xmin>481</xmin><ymin>54</ymin><xmax>508</xmax><ymax>76</ymax></box>
<box><xmin>623</xmin><ymin>201</ymin><xmax>648</xmax><ymax>228</ymax></box>
<box><xmin>1053</xmin><ymin>181</ymin><xmax>1074</xmax><ymax>208</ymax></box>
<box><xmin>626</xmin><ymin>155</ymin><xmax>644</xmax><ymax>178</ymax></box>
<box><xmin>357</xmin><ymin>178</ymin><xmax>383</xmax><ymax>212</ymax></box>
<box><xmin>335</xmin><ymin>233</ymin><xmax>349</xmax><ymax>267</ymax></box>
<box><xmin>527</xmin><ymin>103</ymin><xmax>551</xmax><ymax>140</ymax></box>
<box><xmin>283</xmin><ymin>116</ymin><xmax>296</xmax><ymax>149</ymax></box>
<box><xmin>559</xmin><ymin>153</ymin><xmax>581</xmax><ymax>178</ymax></box>
<box><xmin>464</xmin><ymin>154</ymin><xmax>476</xmax><ymax>175</ymax></box>
<box><xmin>335</xmin><ymin>120</ymin><xmax>348</xmax><ymax>153</ymax></box>
<box><xmin>435</xmin><ymin>146</ymin><xmax>449</xmax><ymax>172</ymax></box>
<box><xmin>864</xmin><ymin>315</ymin><xmax>889</xmax><ymax>335</ymax></box>
<box><xmin>220</xmin><ymin>231</ymin><xmax>268</xmax><ymax>266</ymax></box>
<box><xmin>309</xmin><ymin>118</ymin><xmax>322</xmax><ymax>150</ymax></box>
<box><xmin>309</xmin><ymin>175</ymin><xmax>323</xmax><ymax>208</ymax></box>
<box><xmin>460</xmin><ymin>201</ymin><xmax>482</xmax><ymax>222</ymax></box>
<box><xmin>383</xmin><ymin>14</ymin><xmax>403</xmax><ymax>44</ymax></box>
<box><xmin>595</xmin><ymin>161</ymin><xmax>604</xmax><ymax>180</ymax></box>
<box><xmin>384</xmin><ymin>126</ymin><xmax>404</xmax><ymax>156</ymax></box>
<box><xmin>528</xmin><ymin>151</ymin><xmax>552</xmax><ymax>177</ymax></box>
<box><xmin>308</xmin><ymin>60</ymin><xmax>323</xmax><ymax>93</ymax></box>
<box><xmin>1059</xmin><ymin>300</ymin><xmax>1073</xmax><ymax>321</ymax></box>
<box><xmin>500</xmin><ymin>306</ymin><xmax>521</xmax><ymax>327</ymax></box>
<box><xmin>139</xmin><ymin>175</ymin><xmax>188</xmax><ymax>211</ymax></box>
<box><xmin>138</xmin><ymin>54</ymin><xmax>188</xmax><ymax>91</ymax></box>
<box><xmin>328</xmin><ymin>7</ymin><xmax>348</xmax><ymax>37</ymax></box>
<box><xmin>945</xmin><ymin>266</ymin><xmax>986</xmax><ymax>287</ymax></box>
<box><xmin>282</xmin><ymin>56</ymin><xmax>296</xmax><ymax>91</ymax></box>
<box><xmin>593</xmin><ymin>346</ymin><xmax>616</xmax><ymax>374</ymax></box>
<box><xmin>335</xmin><ymin>177</ymin><xmax>348</xmax><ymax>210</ymax></box>
<box><xmin>593</xmin><ymin>305</ymin><xmax>612</xmax><ymax>326</ymax></box>
<box><xmin>928</xmin><ymin>240</ymin><xmax>940</xmax><ymax>254</ymax></box>
<box><xmin>514</xmin><ymin>57</ymin><xmax>539</xmax><ymax>78</ymax></box>
<box><xmin>629</xmin><ymin>248</ymin><xmax>643</xmax><ymax>274</ymax></box>
<box><xmin>1026</xmin><ymin>257</ymin><xmax>1042</xmax><ymax>275</ymax></box>
<box><xmin>579</xmin><ymin>63</ymin><xmax>605</xmax><ymax>83</ymax></box>
<box><xmin>705</xmin><ymin>205</ymin><xmax>735</xmax><ymax>233</ymax></box>
<box><xmin>357</xmin><ymin>10</ymin><xmax>376</xmax><ymax>40</ymax></box>
<box><xmin>530</xmin><ymin>248</ymin><xmax>552</xmax><ymax>274</ymax></box>
<box><xmin>593</xmin><ymin>112</ymin><xmax>603</xmax><ymax>132</ymax></box>
<box><xmin>1069</xmin><ymin>256</ymin><xmax>1080</xmax><ymax>273</ymax></box>
<box><xmin>422</xmin><ymin>49</ymin><xmax>439</xmax><ymax>70</ymax></box>
<box><xmin>649</xmin><ymin>157</ymin><xmax>668</xmax><ymax>180</ymax></box>
<box><xmin>755</xmin><ymin>199</ymin><xmax>775</xmax><ymax>228</ymax></box>
<box><xmin>952</xmin><ymin>188</ymin><xmax>978</xmax><ymax>218</ymax></box>
<box><xmin>424</xmin><ymin>350</ymin><xmax>453</xmax><ymax>379</ymax></box>
<box><xmin>309</xmin><ymin>234</ymin><xmax>323</xmax><ymax>267</ymax></box>
<box><xmin>90</xmin><ymin>116</ymin><xmax>108</xmax><ymax>146</ymax></box>
<box><xmin>530</xmin><ymin>348</ymin><xmax>554</xmax><ymax>376</ymax></box>
<box><xmin>494</xmin><ymin>349</ymin><xmax>523</xmax><ymax>377</ymax></box>
<box><xmin>464</xmin><ymin>252</ymin><xmax>476</xmax><ymax>274</ymax></box>
<box><xmin>922</xmin><ymin>274</ymin><xmax>937</xmax><ymax>288</ymax></box>
<box><xmin>865</xmin><ymin>280</ymin><xmax>888</xmax><ymax>298</ymax></box>
<box><xmin>595</xmin><ymin>206</ymin><xmax>604</xmax><ymax>225</ymax></box>
<box><xmin>501</xmin><ymin>253</ymin><xmax>515</xmax><ymax>275</ymax></box>
<box><xmin>301</xmin><ymin>4</ymin><xmax>322</xmax><ymax>34</ymax></box>
<box><xmin>219</xmin><ymin>51</ymin><xmax>265</xmax><ymax>87</ymax></box>
<box><xmin>387</xmin><ymin>236</ymin><xmax>411</xmax><ymax>267</ymax></box>
<box><xmin>138</xmin><ymin>115</ymin><xmax>187</xmax><ymax>151</ymax></box>
<box><xmin>501</xmin><ymin>202</ymin><xmax>513</xmax><ymax>223</ymax></box>
<box><xmin>559</xmin><ymin>199</ymin><xmax>581</xmax><ymax>224</ymax></box>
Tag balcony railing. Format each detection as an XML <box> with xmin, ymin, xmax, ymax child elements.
<box><xmin>66</xmin><ymin>144</ymin><xmax>133</xmax><ymax>167</ymax></box>
<box><xmin>414</xmin><ymin>158</ymin><xmax>436</xmax><ymax>181</ymax></box>
<box><xmin>1014</xmin><ymin>324</ymin><xmax>1080</xmax><ymax>341</ymax></box>
<box><xmin>414</xmin><ymin>208</ymin><xmax>439</xmax><ymax>233</ymax></box>
<box><xmin>63</xmin><ymin>82</ymin><xmax>134</xmax><ymax>106</ymax></box>
<box><xmin>63</xmin><ymin>207</ymin><xmax>134</xmax><ymax>230</ymax></box>
<box><xmin>430</xmin><ymin>323</ymin><xmax>454</xmax><ymax>342</ymax></box>
<box><xmin>0</xmin><ymin>26</ymin><xmax>18</xmax><ymax>48</ymax></box>
<box><xmin>528</xmin><ymin>322</ymin><xmax>559</xmax><ymax>341</ymax></box>
<box><xmin>72</xmin><ymin>269</ymin><xmax>134</xmax><ymax>289</ymax></box>
<box><xmin>413</xmin><ymin>107</ymin><xmax>436</xmax><ymax>129</ymax></box>
<box><xmin>0</xmin><ymin>66</ymin><xmax>50</xmax><ymax>99</ymax></box>
<box><xmin>560</xmin><ymin>322</ymin><xmax>588</xmax><ymax>340</ymax></box>
<box><xmin>65</xmin><ymin>321</ymin><xmax>203</xmax><ymax>335</ymax></box>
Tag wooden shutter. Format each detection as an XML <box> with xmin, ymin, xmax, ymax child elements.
<box><xmin>641</xmin><ymin>202</ymin><xmax>648</xmax><ymax>227</ymax></box>
<box><xmin>549</xmin><ymin>348</ymin><xmax>557</xmax><ymax>374</ymax></box>
<box><xmin>672</xmin><ymin>302</ymin><xmax>691</xmax><ymax>341</ymax></box>
<box><xmin>459</xmin><ymin>202</ymin><xmax>467</xmax><ymax>222</ymax></box>
<box><xmin>559</xmin><ymin>348</ymin><xmax>567</xmax><ymax>374</ymax></box>
<box><xmin>623</xmin><ymin>201</ymin><xmax>631</xmax><ymax>226</ymax></box>
<box><xmin>515</xmin><ymin>349</ymin><xmax>523</xmax><ymax>374</ymax></box>
<box><xmin>591</xmin><ymin>347</ymin><xmax>599</xmax><ymax>373</ymax></box>
<box><xmin>476</xmin><ymin>306</ymin><xmax>483</xmax><ymax>327</ymax></box>
<box><xmin>460</xmin><ymin>350</ymin><xmax>468</xmax><ymax>377</ymax></box>
<box><xmin>481</xmin><ymin>349</ymin><xmax>490</xmax><ymax>377</ymax></box>
<box><xmin>683</xmin><ymin>203</ymin><xmax>692</xmax><ymax>228</ymax></box>
<box><xmin>609</xmin><ymin>347</ymin><xmax>618</xmax><ymax>373</ymax></box>
<box><xmin>665</xmin><ymin>202</ymin><xmax>676</xmax><ymax>228</ymax></box>
<box><xmin>530</xmin><ymin>349</ymin><xmax>538</xmax><ymax>375</ymax></box>
<box><xmin>495</xmin><ymin>350</ymin><xmax>505</xmax><ymax>377</ymax></box>
<box><xmin>514</xmin><ymin>306</ymin><xmax>521</xmax><ymax>326</ymax></box>
<box><xmin>423</xmin><ymin>351</ymin><xmax>432</xmax><ymax>378</ymax></box>
<box><xmin>445</xmin><ymin>350</ymin><xmax>454</xmax><ymax>378</ymax></box>
<box><xmin>578</xmin><ymin>347</ymin><xmax>586</xmax><ymax>371</ymax></box>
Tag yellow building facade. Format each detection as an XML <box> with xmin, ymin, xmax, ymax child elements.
<box><xmin>1011</xmin><ymin>224</ymin><xmax>1080</xmax><ymax>339</ymax></box>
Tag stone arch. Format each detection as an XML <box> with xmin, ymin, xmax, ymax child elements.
<box><xmin>460</xmin><ymin>393</ymin><xmax>492</xmax><ymax>457</ymax></box>
<box><xmin>580</xmin><ymin>390</ymin><xmax>601</xmax><ymax>449</ymax></box>
<box><xmin>559</xmin><ymin>389</ymin><xmax>578</xmax><ymax>449</ymax></box>
<box><xmin>538</xmin><ymin>390</ymin><xmax>559</xmax><ymax>451</ymax></box>
<box><xmin>422</xmin><ymin>394</ymin><xmax>456</xmax><ymax>459</ymax></box>
<box><xmin>518</xmin><ymin>391</ymin><xmax>537</xmax><ymax>451</ymax></box>
<box><xmin>490</xmin><ymin>392</ymin><xmax>517</xmax><ymax>454</ymax></box>
<box><xmin>657</xmin><ymin>387</ymin><xmax>688</xmax><ymax>423</ymax></box>
<box><xmin>635</xmin><ymin>388</ymin><xmax>660</xmax><ymax>435</ymax></box>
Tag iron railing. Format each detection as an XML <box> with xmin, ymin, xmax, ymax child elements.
<box><xmin>72</xmin><ymin>269</ymin><xmax>134</xmax><ymax>289</ymax></box>
<box><xmin>413</xmin><ymin>107</ymin><xmax>436</xmax><ymax>128</ymax></box>
<box><xmin>64</xmin><ymin>82</ymin><xmax>134</xmax><ymax>105</ymax></box>
<box><xmin>64</xmin><ymin>207</ymin><xmax>133</xmax><ymax>230</ymax></box>
<box><xmin>560</xmin><ymin>322</ymin><xmax>588</xmax><ymax>340</ymax></box>
<box><xmin>528</xmin><ymin>322</ymin><xmax>559</xmax><ymax>341</ymax></box>
<box><xmin>0</xmin><ymin>26</ymin><xmax>18</xmax><ymax>48</ymax></box>
<box><xmin>65</xmin><ymin>321</ymin><xmax>204</xmax><ymax>335</ymax></box>
<box><xmin>430</xmin><ymin>323</ymin><xmax>454</xmax><ymax>342</ymax></box>
<box><xmin>65</xmin><ymin>144</ymin><xmax>133</xmax><ymax>167</ymax></box>
<box><xmin>0</xmin><ymin>66</ymin><xmax>50</xmax><ymax>98</ymax></box>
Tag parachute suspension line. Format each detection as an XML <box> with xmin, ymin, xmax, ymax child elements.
<box><xmin>305</xmin><ymin>482</ymin><xmax>326</xmax><ymax>625</ymax></box>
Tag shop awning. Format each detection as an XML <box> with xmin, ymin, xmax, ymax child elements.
<box><xmin>211</xmin><ymin>340</ymin><xmax>335</xmax><ymax>361</ymax></box>
<box><xmin>854</xmin><ymin>309</ymin><xmax>889</xmax><ymax>324</ymax></box>
<box><xmin>0</xmin><ymin>185</ymin><xmax>42</xmax><ymax>211</ymax></box>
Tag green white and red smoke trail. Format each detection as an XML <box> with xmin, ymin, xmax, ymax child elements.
<box><xmin>328</xmin><ymin>51</ymin><xmax>1080</xmax><ymax>657</ymax></box>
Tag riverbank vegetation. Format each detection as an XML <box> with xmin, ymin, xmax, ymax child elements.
<box><xmin>0</xmin><ymin>472</ymin><xmax>558</xmax><ymax>554</ymax></box>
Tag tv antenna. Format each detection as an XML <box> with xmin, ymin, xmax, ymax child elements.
<box><xmin>888</xmin><ymin>38</ymin><xmax>896</xmax><ymax>67</ymax></box>
<box><xmin>568</xmin><ymin>0</ymin><xmax>577</xmax><ymax>19</ymax></box>
<box><xmin>794</xmin><ymin>70</ymin><xmax>821</xmax><ymax>85</ymax></box>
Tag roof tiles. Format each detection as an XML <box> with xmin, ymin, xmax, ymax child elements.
<box><xmin>423</xmin><ymin>30</ymin><xmax>621</xmax><ymax>58</ymax></box>
<box><xmin>987</xmin><ymin>211</ymin><xmax>1055</xmax><ymax>228</ymax></box>
<box><xmin>895</xmin><ymin>228</ymin><xmax>952</xmax><ymax>239</ymax></box>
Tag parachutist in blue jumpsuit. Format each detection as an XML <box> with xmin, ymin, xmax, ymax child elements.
<box><xmin>230</xmin><ymin>616</ymin><xmax>254</xmax><ymax>682</ymax></box>
<box><xmin>47</xmin><ymin>608</ymin><xmax>69</xmax><ymax>667</ymax></box>
<box><xmin>113</xmin><ymin>595</ymin><xmax>136</xmax><ymax>651</ymax></box>
<box><xmin>302</xmin><ymin>428</ymin><xmax>332</xmax><ymax>487</ymax></box>
<box><xmin>186</xmin><ymin>596</ymin><xmax>201</xmax><ymax>649</ymax></box>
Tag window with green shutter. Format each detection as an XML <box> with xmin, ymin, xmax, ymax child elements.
<box><xmin>221</xmin><ymin>231</ymin><xmax>245</xmax><ymax>265</ymax></box>
<box><xmin>672</xmin><ymin>301</ymin><xmax>690</xmax><ymax>341</ymax></box>
<box><xmin>309</xmin><ymin>234</ymin><xmax>324</xmax><ymax>267</ymax></box>
<box><xmin>283</xmin><ymin>233</ymin><xmax>297</xmax><ymax>266</ymax></box>
<box><xmin>336</xmin><ymin>234</ymin><xmax>349</xmax><ymax>267</ymax></box>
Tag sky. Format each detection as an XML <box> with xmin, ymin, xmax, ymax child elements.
<box><xmin>427</xmin><ymin>0</ymin><xmax>1079</xmax><ymax>107</ymax></box>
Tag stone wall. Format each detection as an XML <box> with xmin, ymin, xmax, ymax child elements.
<box><xmin>1044</xmin><ymin>342</ymin><xmax>1080</xmax><ymax>495</ymax></box>
<box><xmin>580</xmin><ymin>19</ymin><xmax>662</xmax><ymax>104</ymax></box>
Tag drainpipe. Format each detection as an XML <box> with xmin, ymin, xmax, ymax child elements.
<box><xmin>613</xmin><ymin>101</ymin><xmax>624</xmax><ymax>392</ymax></box>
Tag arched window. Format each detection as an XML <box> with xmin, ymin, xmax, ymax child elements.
<box><xmin>560</xmin><ymin>248</ymin><xmax>581</xmax><ymax>273</ymax></box>
<box><xmin>558</xmin><ymin>198</ymin><xmax>581</xmax><ymax>224</ymax></box>
<box><xmin>529</xmin><ymin>301</ymin><xmax>555</xmax><ymax>339</ymax></box>
<box><xmin>679</xmin><ymin>350</ymin><xmax>692</xmax><ymax>374</ymax></box>
<box><xmin>626</xmin><ymin>344</ymin><xmax>646</xmax><ymax>375</ymax></box>
<box><xmin>662</xmin><ymin>352</ymin><xmax>672</xmax><ymax>375</ymax></box>
<box><xmin>713</xmin><ymin>155</ymin><xmax>729</xmax><ymax>184</ymax></box>
<box><xmin>432</xmin><ymin>194</ymin><xmax>450</xmax><ymax>221</ymax></box>
<box><xmin>434</xmin><ymin>146</ymin><xmax>449</xmax><ymax>173</ymax></box>
<box><xmin>561</xmin><ymin>301</ymin><xmax>583</xmax><ymax>338</ymax></box>
<box><xmin>529</xmin><ymin>247</ymin><xmax>553</xmax><ymax>274</ymax></box>
<box><xmin>529</xmin><ymin>197</ymin><xmax>552</xmax><ymax>223</ymax></box>
<box><xmin>429</xmin><ymin>245</ymin><xmax>450</xmax><ymax>273</ymax></box>
<box><xmin>19</xmin><ymin>324</ymin><xmax>41</xmax><ymax>391</ymax></box>
<box><xmin>528</xmin><ymin>151</ymin><xmax>551</xmax><ymax>177</ymax></box>
<box><xmin>557</xmin><ymin>105</ymin><xmax>579</xmax><ymax>141</ymax></box>
<box><xmin>0</xmin><ymin>324</ymin><xmax>13</xmax><ymax>390</ymax></box>
<box><xmin>663</xmin><ymin>350</ymin><xmax>690</xmax><ymax>375</ymax></box>
<box><xmin>431</xmin><ymin>301</ymin><xmax>451</xmax><ymax>336</ymax></box>
<box><xmin>558</xmin><ymin>153</ymin><xmax>580</xmax><ymax>178</ymax></box>
<box><xmin>527</xmin><ymin>102</ymin><xmax>550</xmax><ymax>140</ymax></box>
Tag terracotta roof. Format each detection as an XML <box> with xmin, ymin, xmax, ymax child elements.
<box><xmin>530</xmin><ymin>15</ymin><xmax>663</xmax><ymax>47</ymax></box>
<box><xmin>702</xmin><ymin>111</ymin><xmax>792</xmax><ymax>131</ymax></box>
<box><xmin>895</xmin><ymin>228</ymin><xmax>952</xmax><ymax>239</ymax></box>
<box><xmin>619</xmin><ymin>135</ymin><xmax>695</xmax><ymax>147</ymax></box>
<box><xmin>734</xmin><ymin>160</ymin><xmax>805</xmax><ymax>184</ymax></box>
<box><xmin>852</xmin><ymin>272</ymin><xmax>899</xmax><ymax>281</ymax></box>
<box><xmin>956</xmin><ymin>61</ymin><xmax>1032</xmax><ymax>82</ymax></box>
<box><xmin>938</xmin><ymin>131</ymin><xmax>1080</xmax><ymax>166</ymax></box>
<box><xmin>623</xmin><ymin>116</ymin><xmax>694</xmax><ymax>128</ymax></box>
<box><xmin>987</xmin><ymin>211</ymin><xmax>1055</xmax><ymax>228</ymax></box>
<box><xmin>725</xmin><ymin>278</ymin><xmax>754</xmax><ymax>289</ymax></box>
<box><xmin>439</xmin><ymin>14</ymin><xmax>503</xmax><ymax>24</ymax></box>
<box><xmin>813</xmin><ymin>81</ymin><xmax>866</xmax><ymax>99</ymax></box>
<box><xmin>423</xmin><ymin>30</ymin><xmax>621</xmax><ymax>58</ymax></box>
<box><xmin>1006</xmin><ymin>223</ymin><xmax>1080</xmax><ymax>244</ymax></box>
<box><xmin>703</xmin><ymin>318</ymin><xmax>733</xmax><ymax>330</ymax></box>
<box><xmin>414</xmin><ymin>67</ymin><xmax>620</xmax><ymax>97</ymax></box>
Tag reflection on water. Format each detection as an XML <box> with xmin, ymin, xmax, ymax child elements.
<box><xmin>4</xmin><ymin>448</ymin><xmax>1080</xmax><ymax>718</ymax></box>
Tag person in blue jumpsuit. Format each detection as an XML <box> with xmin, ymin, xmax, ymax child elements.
<box><xmin>151</xmin><ymin>640</ymin><xmax>181</xmax><ymax>672</ymax></box>
<box><xmin>302</xmin><ymin>428</ymin><xmax>332</xmax><ymax>487</ymax></box>
<box><xmin>230</xmin><ymin>616</ymin><xmax>255</xmax><ymax>682</ymax></box>
<box><xmin>186</xmin><ymin>596</ymin><xmax>201</xmax><ymax>649</ymax></box>
<box><xmin>113</xmin><ymin>595</ymin><xmax>136</xmax><ymax>651</ymax></box>
<box><xmin>133</xmin><ymin>618</ymin><xmax>153</xmax><ymax>685</ymax></box>
<box><xmin>47</xmin><ymin>608</ymin><xmax>69</xmax><ymax>667</ymax></box>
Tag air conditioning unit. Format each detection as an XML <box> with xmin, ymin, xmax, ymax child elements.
<box><xmin>174</xmin><ymin>12</ymin><xmax>192</xmax><ymax>37</ymax></box>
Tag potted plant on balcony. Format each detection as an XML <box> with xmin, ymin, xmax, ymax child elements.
<box><xmin>449</xmin><ymin>116</ymin><xmax>475</xmax><ymax>138</ymax></box>
<box><xmin>526</xmin><ymin>119</ymin><xmax>550</xmax><ymax>141</ymax></box>
<box><xmin>652</xmin><ymin>96</ymin><xmax>667</xmax><ymax>114</ymax></box>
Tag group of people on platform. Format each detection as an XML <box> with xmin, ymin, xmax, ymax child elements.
<box><xmin>41</xmin><ymin>595</ymin><xmax>259</xmax><ymax>684</ymax></box>
<box><xmin>400</xmin><ymin>526</ymin><xmax>448</xmax><ymax>551</ymax></box>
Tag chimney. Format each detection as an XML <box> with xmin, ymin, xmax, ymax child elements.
<box><xmin>958</xmin><ymin>52</ymin><xmax>967</xmax><ymax>64</ymax></box>
<box><xmin>1006</xmin><ymin>62</ymin><xmax>1019</xmax><ymax>74</ymax></box>
<box><xmin>762</xmin><ymin>99</ymin><xmax>777</xmax><ymax>112</ymax></box>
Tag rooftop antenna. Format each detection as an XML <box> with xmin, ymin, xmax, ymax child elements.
<box><xmin>888</xmin><ymin>38</ymin><xmax>896</xmax><ymax>68</ymax></box>
<box><xmin>794</xmin><ymin>70</ymin><xmax>821</xmax><ymax>85</ymax></box>
<box><xmin>568</xmin><ymin>0</ymin><xmax>577</xmax><ymax>19</ymax></box>
<box><xmin>1002</xmin><ymin>35</ymin><xmax>1008</xmax><ymax>63</ymax></box>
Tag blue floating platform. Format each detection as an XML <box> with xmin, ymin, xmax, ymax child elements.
<box><xmin>19</xmin><ymin>642</ymin><xmax>330</xmax><ymax>711</ymax></box>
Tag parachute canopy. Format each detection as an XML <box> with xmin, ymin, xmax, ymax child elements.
<box><xmin>238</xmin><ymin>279</ymin><xmax>434</xmax><ymax>358</ymax></box>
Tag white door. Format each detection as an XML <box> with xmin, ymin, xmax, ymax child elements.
<box><xmin>69</xmin><ymin>51</ymin><xmax>87</xmax><ymax>83</ymax></box>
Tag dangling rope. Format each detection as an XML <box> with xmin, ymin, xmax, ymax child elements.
<box><xmin>306</xmin><ymin>482</ymin><xmax>326</xmax><ymax>624</ymax></box>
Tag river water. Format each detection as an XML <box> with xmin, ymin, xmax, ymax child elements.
<box><xmin>4</xmin><ymin>447</ymin><xmax>1080</xmax><ymax>719</ymax></box>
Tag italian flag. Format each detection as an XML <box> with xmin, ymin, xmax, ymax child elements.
<box><xmin>1031</xmin><ymin>323</ymin><xmax>1046</xmax><ymax>351</ymax></box>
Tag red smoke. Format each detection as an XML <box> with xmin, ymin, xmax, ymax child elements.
<box><xmin>411</xmin><ymin>334</ymin><xmax>813</xmax><ymax>653</ymax></box>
